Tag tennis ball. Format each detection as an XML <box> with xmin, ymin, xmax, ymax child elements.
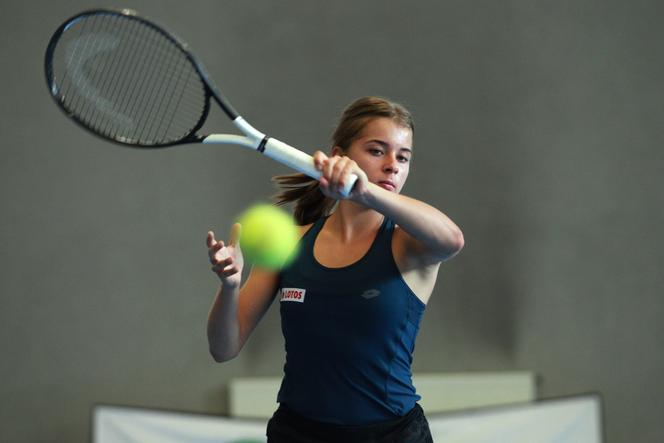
<box><xmin>237</xmin><ymin>203</ymin><xmax>299</xmax><ymax>269</ymax></box>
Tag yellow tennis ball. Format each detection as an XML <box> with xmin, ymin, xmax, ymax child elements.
<box><xmin>237</xmin><ymin>204</ymin><xmax>299</xmax><ymax>269</ymax></box>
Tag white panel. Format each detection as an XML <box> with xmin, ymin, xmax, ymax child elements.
<box><xmin>92</xmin><ymin>394</ymin><xmax>601</xmax><ymax>443</ymax></box>
<box><xmin>93</xmin><ymin>405</ymin><xmax>266</xmax><ymax>443</ymax></box>
<box><xmin>228</xmin><ymin>377</ymin><xmax>282</xmax><ymax>419</ymax></box>
<box><xmin>415</xmin><ymin>372</ymin><xmax>537</xmax><ymax>413</ymax></box>
<box><xmin>428</xmin><ymin>395</ymin><xmax>603</xmax><ymax>443</ymax></box>
<box><xmin>228</xmin><ymin>372</ymin><xmax>536</xmax><ymax>419</ymax></box>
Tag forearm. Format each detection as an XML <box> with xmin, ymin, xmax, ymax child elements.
<box><xmin>356</xmin><ymin>182</ymin><xmax>464</xmax><ymax>260</ymax></box>
<box><xmin>207</xmin><ymin>283</ymin><xmax>242</xmax><ymax>362</ymax></box>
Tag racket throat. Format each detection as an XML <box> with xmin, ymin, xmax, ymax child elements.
<box><xmin>201</xmin><ymin>116</ymin><xmax>266</xmax><ymax>150</ymax></box>
<box><xmin>233</xmin><ymin>116</ymin><xmax>265</xmax><ymax>144</ymax></box>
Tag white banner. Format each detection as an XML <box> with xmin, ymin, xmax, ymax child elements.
<box><xmin>93</xmin><ymin>406</ymin><xmax>266</xmax><ymax>443</ymax></box>
<box><xmin>93</xmin><ymin>394</ymin><xmax>602</xmax><ymax>443</ymax></box>
<box><xmin>428</xmin><ymin>394</ymin><xmax>602</xmax><ymax>443</ymax></box>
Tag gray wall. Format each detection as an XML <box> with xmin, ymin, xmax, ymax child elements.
<box><xmin>1</xmin><ymin>0</ymin><xmax>662</xmax><ymax>441</ymax></box>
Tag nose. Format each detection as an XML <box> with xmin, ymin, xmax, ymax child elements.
<box><xmin>383</xmin><ymin>153</ymin><xmax>399</xmax><ymax>174</ymax></box>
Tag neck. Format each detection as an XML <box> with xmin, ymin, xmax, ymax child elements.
<box><xmin>327</xmin><ymin>200</ymin><xmax>384</xmax><ymax>243</ymax></box>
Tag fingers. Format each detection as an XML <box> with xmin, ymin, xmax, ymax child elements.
<box><xmin>209</xmin><ymin>241</ymin><xmax>239</xmax><ymax>277</ymax></box>
<box><xmin>207</xmin><ymin>230</ymin><xmax>226</xmax><ymax>263</ymax></box>
<box><xmin>211</xmin><ymin>255</ymin><xmax>238</xmax><ymax>276</ymax></box>
<box><xmin>316</xmin><ymin>152</ymin><xmax>357</xmax><ymax>197</ymax></box>
<box><xmin>207</xmin><ymin>231</ymin><xmax>223</xmax><ymax>252</ymax></box>
<box><xmin>208</xmin><ymin>241</ymin><xmax>225</xmax><ymax>262</ymax></box>
<box><xmin>313</xmin><ymin>151</ymin><xmax>328</xmax><ymax>170</ymax></box>
<box><xmin>207</xmin><ymin>229</ymin><xmax>241</xmax><ymax>280</ymax></box>
<box><xmin>330</xmin><ymin>157</ymin><xmax>354</xmax><ymax>191</ymax></box>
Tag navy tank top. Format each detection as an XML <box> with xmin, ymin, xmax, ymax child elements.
<box><xmin>276</xmin><ymin>216</ymin><xmax>426</xmax><ymax>425</ymax></box>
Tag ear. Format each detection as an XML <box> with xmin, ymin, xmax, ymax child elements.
<box><xmin>331</xmin><ymin>146</ymin><xmax>344</xmax><ymax>157</ymax></box>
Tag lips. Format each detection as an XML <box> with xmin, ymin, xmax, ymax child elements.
<box><xmin>378</xmin><ymin>181</ymin><xmax>396</xmax><ymax>191</ymax></box>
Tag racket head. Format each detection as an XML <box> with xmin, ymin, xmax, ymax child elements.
<box><xmin>45</xmin><ymin>9</ymin><xmax>236</xmax><ymax>148</ymax></box>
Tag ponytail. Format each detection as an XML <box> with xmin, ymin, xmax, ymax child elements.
<box><xmin>272</xmin><ymin>173</ymin><xmax>336</xmax><ymax>226</ymax></box>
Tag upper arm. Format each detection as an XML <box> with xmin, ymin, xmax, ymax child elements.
<box><xmin>393</xmin><ymin>225</ymin><xmax>462</xmax><ymax>269</ymax></box>
<box><xmin>392</xmin><ymin>224</ymin><xmax>464</xmax><ymax>304</ymax></box>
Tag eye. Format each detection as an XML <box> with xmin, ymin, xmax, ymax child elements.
<box><xmin>398</xmin><ymin>155</ymin><xmax>410</xmax><ymax>163</ymax></box>
<box><xmin>368</xmin><ymin>148</ymin><xmax>384</xmax><ymax>156</ymax></box>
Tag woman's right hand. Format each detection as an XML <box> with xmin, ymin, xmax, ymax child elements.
<box><xmin>207</xmin><ymin>223</ymin><xmax>243</xmax><ymax>288</ymax></box>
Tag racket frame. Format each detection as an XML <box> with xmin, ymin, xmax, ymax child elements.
<box><xmin>44</xmin><ymin>8</ymin><xmax>356</xmax><ymax>195</ymax></box>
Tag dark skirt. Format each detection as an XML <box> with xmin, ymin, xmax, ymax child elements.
<box><xmin>266</xmin><ymin>403</ymin><xmax>433</xmax><ymax>443</ymax></box>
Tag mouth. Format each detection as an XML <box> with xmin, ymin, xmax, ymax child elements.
<box><xmin>377</xmin><ymin>181</ymin><xmax>396</xmax><ymax>192</ymax></box>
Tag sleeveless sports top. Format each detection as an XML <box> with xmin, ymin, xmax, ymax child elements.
<box><xmin>276</xmin><ymin>216</ymin><xmax>426</xmax><ymax>425</ymax></box>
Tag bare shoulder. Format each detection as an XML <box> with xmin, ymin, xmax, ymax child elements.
<box><xmin>297</xmin><ymin>223</ymin><xmax>314</xmax><ymax>239</ymax></box>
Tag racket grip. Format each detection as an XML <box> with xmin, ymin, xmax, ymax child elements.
<box><xmin>263</xmin><ymin>137</ymin><xmax>357</xmax><ymax>198</ymax></box>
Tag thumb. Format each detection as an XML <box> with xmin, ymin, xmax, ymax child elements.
<box><xmin>229</xmin><ymin>223</ymin><xmax>242</xmax><ymax>247</ymax></box>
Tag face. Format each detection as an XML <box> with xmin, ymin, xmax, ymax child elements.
<box><xmin>334</xmin><ymin>117</ymin><xmax>413</xmax><ymax>193</ymax></box>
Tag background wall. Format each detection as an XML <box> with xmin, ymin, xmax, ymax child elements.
<box><xmin>1</xmin><ymin>0</ymin><xmax>662</xmax><ymax>442</ymax></box>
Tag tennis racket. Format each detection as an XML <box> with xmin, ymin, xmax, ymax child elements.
<box><xmin>44</xmin><ymin>8</ymin><xmax>357</xmax><ymax>196</ymax></box>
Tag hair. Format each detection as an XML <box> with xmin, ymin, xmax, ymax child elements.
<box><xmin>273</xmin><ymin>96</ymin><xmax>414</xmax><ymax>225</ymax></box>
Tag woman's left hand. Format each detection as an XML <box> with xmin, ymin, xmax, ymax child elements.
<box><xmin>313</xmin><ymin>150</ymin><xmax>368</xmax><ymax>200</ymax></box>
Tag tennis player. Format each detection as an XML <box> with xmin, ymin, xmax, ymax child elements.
<box><xmin>207</xmin><ymin>96</ymin><xmax>464</xmax><ymax>442</ymax></box>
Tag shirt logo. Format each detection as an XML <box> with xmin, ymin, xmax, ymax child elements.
<box><xmin>280</xmin><ymin>287</ymin><xmax>306</xmax><ymax>303</ymax></box>
<box><xmin>360</xmin><ymin>289</ymin><xmax>381</xmax><ymax>299</ymax></box>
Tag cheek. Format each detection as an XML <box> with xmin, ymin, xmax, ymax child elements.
<box><xmin>399</xmin><ymin>165</ymin><xmax>410</xmax><ymax>184</ymax></box>
<box><xmin>355</xmin><ymin>157</ymin><xmax>377</xmax><ymax>173</ymax></box>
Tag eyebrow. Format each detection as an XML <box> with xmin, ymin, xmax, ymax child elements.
<box><xmin>366</xmin><ymin>139</ymin><xmax>412</xmax><ymax>153</ymax></box>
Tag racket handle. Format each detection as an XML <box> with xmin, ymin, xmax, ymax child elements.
<box><xmin>263</xmin><ymin>137</ymin><xmax>357</xmax><ymax>198</ymax></box>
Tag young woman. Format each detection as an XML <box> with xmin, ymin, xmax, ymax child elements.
<box><xmin>206</xmin><ymin>97</ymin><xmax>464</xmax><ymax>442</ymax></box>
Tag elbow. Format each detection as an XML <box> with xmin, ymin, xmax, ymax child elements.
<box><xmin>210</xmin><ymin>351</ymin><xmax>237</xmax><ymax>363</ymax></box>
<box><xmin>453</xmin><ymin>229</ymin><xmax>465</xmax><ymax>253</ymax></box>
<box><xmin>440</xmin><ymin>228</ymin><xmax>464</xmax><ymax>261</ymax></box>
<box><xmin>209</xmin><ymin>343</ymin><xmax>241</xmax><ymax>363</ymax></box>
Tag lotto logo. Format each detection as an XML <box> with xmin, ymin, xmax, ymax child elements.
<box><xmin>280</xmin><ymin>288</ymin><xmax>306</xmax><ymax>303</ymax></box>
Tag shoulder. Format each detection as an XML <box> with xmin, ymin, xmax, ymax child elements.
<box><xmin>297</xmin><ymin>223</ymin><xmax>314</xmax><ymax>238</ymax></box>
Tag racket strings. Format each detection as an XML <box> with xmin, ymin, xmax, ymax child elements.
<box><xmin>133</xmin><ymin>31</ymin><xmax>195</xmax><ymax>143</ymax></box>
<box><xmin>76</xmin><ymin>14</ymin><xmax>135</xmax><ymax>137</ymax></box>
<box><xmin>83</xmin><ymin>16</ymin><xmax>202</xmax><ymax>141</ymax></box>
<box><xmin>50</xmin><ymin>12</ymin><xmax>207</xmax><ymax>145</ymax></box>
<box><xmin>92</xmin><ymin>14</ymin><xmax>150</xmax><ymax>138</ymax></box>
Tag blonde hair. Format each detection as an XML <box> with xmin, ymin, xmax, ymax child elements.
<box><xmin>273</xmin><ymin>96</ymin><xmax>414</xmax><ymax>225</ymax></box>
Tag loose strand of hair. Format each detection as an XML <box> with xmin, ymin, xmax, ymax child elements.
<box><xmin>272</xmin><ymin>173</ymin><xmax>336</xmax><ymax>225</ymax></box>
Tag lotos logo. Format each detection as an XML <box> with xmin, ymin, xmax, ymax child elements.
<box><xmin>280</xmin><ymin>288</ymin><xmax>306</xmax><ymax>303</ymax></box>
